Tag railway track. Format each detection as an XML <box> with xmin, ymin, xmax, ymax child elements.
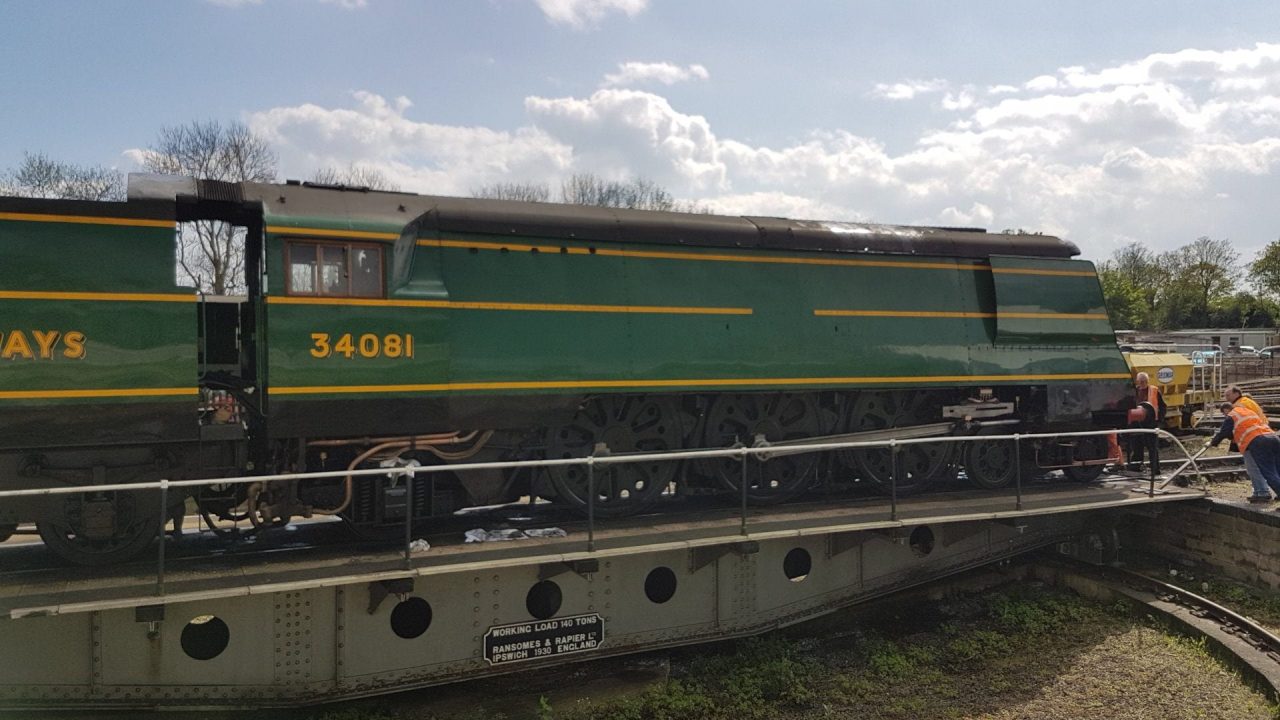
<box><xmin>1044</xmin><ymin>557</ymin><xmax>1280</xmax><ymax>699</ymax></box>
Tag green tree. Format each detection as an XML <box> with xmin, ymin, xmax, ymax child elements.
<box><xmin>1097</xmin><ymin>263</ymin><xmax>1150</xmax><ymax>329</ymax></box>
<box><xmin>1158</xmin><ymin>236</ymin><xmax>1239</xmax><ymax>328</ymax></box>
<box><xmin>1209</xmin><ymin>291</ymin><xmax>1280</xmax><ymax>328</ymax></box>
<box><xmin>1249</xmin><ymin>239</ymin><xmax>1280</xmax><ymax>298</ymax></box>
<box><xmin>1097</xmin><ymin>242</ymin><xmax>1162</xmax><ymax>330</ymax></box>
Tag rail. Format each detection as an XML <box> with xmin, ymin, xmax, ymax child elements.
<box><xmin>0</xmin><ymin>427</ymin><xmax>1203</xmax><ymax>595</ymax></box>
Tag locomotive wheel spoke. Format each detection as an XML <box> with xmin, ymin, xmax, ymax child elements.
<box><xmin>36</xmin><ymin>490</ymin><xmax>161</xmax><ymax>566</ymax></box>
<box><xmin>546</xmin><ymin>396</ymin><xmax>682</xmax><ymax>517</ymax></box>
<box><xmin>963</xmin><ymin>439</ymin><xmax>1019</xmax><ymax>489</ymax></box>
<box><xmin>697</xmin><ymin>393</ymin><xmax>821</xmax><ymax>504</ymax></box>
<box><xmin>843</xmin><ymin>391</ymin><xmax>953</xmax><ymax>496</ymax></box>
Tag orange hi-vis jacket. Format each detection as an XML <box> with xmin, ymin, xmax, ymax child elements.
<box><xmin>1128</xmin><ymin>384</ymin><xmax>1163</xmax><ymax>425</ymax></box>
<box><xmin>1141</xmin><ymin>384</ymin><xmax>1160</xmax><ymax>409</ymax></box>
<box><xmin>1229</xmin><ymin>405</ymin><xmax>1271</xmax><ymax>454</ymax></box>
<box><xmin>1236</xmin><ymin>395</ymin><xmax>1271</xmax><ymax>431</ymax></box>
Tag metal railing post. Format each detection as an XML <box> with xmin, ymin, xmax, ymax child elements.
<box><xmin>1014</xmin><ymin>435</ymin><xmax>1023</xmax><ymax>511</ymax></box>
<box><xmin>889</xmin><ymin>441</ymin><xmax>899</xmax><ymax>521</ymax></box>
<box><xmin>740</xmin><ymin>447</ymin><xmax>749</xmax><ymax>536</ymax></box>
<box><xmin>156</xmin><ymin>480</ymin><xmax>168</xmax><ymax>596</ymax></box>
<box><xmin>403</xmin><ymin>471</ymin><xmax>414</xmax><ymax>568</ymax></box>
<box><xmin>1148</xmin><ymin>430</ymin><xmax>1157</xmax><ymax>498</ymax></box>
<box><xmin>587</xmin><ymin>458</ymin><xmax>596</xmax><ymax>552</ymax></box>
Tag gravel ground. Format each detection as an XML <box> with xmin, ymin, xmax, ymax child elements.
<box><xmin>1202</xmin><ymin>475</ymin><xmax>1260</xmax><ymax>502</ymax></box>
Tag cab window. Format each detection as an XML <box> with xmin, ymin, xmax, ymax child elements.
<box><xmin>286</xmin><ymin>241</ymin><xmax>383</xmax><ymax>297</ymax></box>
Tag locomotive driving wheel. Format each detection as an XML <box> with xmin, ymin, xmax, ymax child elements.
<box><xmin>546</xmin><ymin>395</ymin><xmax>683</xmax><ymax>517</ymax></box>
<box><xmin>963</xmin><ymin>439</ymin><xmax>1019</xmax><ymax>489</ymax></box>
<box><xmin>698</xmin><ymin>393</ymin><xmax>823</xmax><ymax>504</ymax></box>
<box><xmin>1063</xmin><ymin>436</ymin><xmax>1110</xmax><ymax>483</ymax></box>
<box><xmin>842</xmin><ymin>391</ymin><xmax>953</xmax><ymax>495</ymax></box>
<box><xmin>37</xmin><ymin>489</ymin><xmax>162</xmax><ymax>565</ymax></box>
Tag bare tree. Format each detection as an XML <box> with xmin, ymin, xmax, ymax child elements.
<box><xmin>470</xmin><ymin>174</ymin><xmax>707</xmax><ymax>212</ymax></box>
<box><xmin>1108</xmin><ymin>242</ymin><xmax>1161</xmax><ymax>288</ymax></box>
<box><xmin>560</xmin><ymin>173</ymin><xmax>676</xmax><ymax>211</ymax></box>
<box><xmin>1</xmin><ymin>152</ymin><xmax>124</xmax><ymax>201</ymax></box>
<box><xmin>140</xmin><ymin>121</ymin><xmax>277</xmax><ymax>295</ymax></box>
<box><xmin>471</xmin><ymin>181</ymin><xmax>552</xmax><ymax>203</ymax></box>
<box><xmin>311</xmin><ymin>164</ymin><xmax>400</xmax><ymax>191</ymax></box>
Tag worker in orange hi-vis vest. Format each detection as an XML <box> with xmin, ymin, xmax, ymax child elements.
<box><xmin>1225</xmin><ymin>384</ymin><xmax>1270</xmax><ymax>430</ymax></box>
<box><xmin>1126</xmin><ymin>372</ymin><xmax>1165</xmax><ymax>473</ymax></box>
<box><xmin>1224</xmin><ymin>384</ymin><xmax>1274</xmax><ymax>502</ymax></box>
<box><xmin>1211</xmin><ymin>401</ymin><xmax>1280</xmax><ymax>504</ymax></box>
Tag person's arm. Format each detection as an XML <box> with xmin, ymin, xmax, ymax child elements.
<box><xmin>1211</xmin><ymin>416</ymin><xmax>1234</xmax><ymax>447</ymax></box>
<box><xmin>1157</xmin><ymin>391</ymin><xmax>1167</xmax><ymax>420</ymax></box>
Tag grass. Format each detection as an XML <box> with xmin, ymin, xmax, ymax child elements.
<box><xmin>1202</xmin><ymin>578</ymin><xmax>1280</xmax><ymax>632</ymax></box>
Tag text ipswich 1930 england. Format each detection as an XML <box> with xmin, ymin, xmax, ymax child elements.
<box><xmin>483</xmin><ymin>613</ymin><xmax>604</xmax><ymax>665</ymax></box>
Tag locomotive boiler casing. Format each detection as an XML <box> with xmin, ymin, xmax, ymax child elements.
<box><xmin>249</xmin><ymin>184</ymin><xmax>1132</xmax><ymax>439</ymax></box>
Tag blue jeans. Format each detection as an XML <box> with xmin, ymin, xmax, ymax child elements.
<box><xmin>1246</xmin><ymin>434</ymin><xmax>1280</xmax><ymax>497</ymax></box>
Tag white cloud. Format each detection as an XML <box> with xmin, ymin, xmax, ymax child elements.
<box><xmin>987</xmin><ymin>84</ymin><xmax>1020</xmax><ymax>95</ymax></box>
<box><xmin>319</xmin><ymin>0</ymin><xmax>368</xmax><ymax>7</ymax></box>
<box><xmin>941</xmin><ymin>90</ymin><xmax>976</xmax><ymax>111</ymax></box>
<box><xmin>246</xmin><ymin>91</ymin><xmax>572</xmax><ymax>196</ymax></box>
<box><xmin>242</xmin><ymin>41</ymin><xmax>1280</xmax><ymax>258</ymax></box>
<box><xmin>939</xmin><ymin>202</ymin><xmax>995</xmax><ymax>227</ymax></box>
<box><xmin>1025</xmin><ymin>74</ymin><xmax>1059</xmax><ymax>91</ymax></box>
<box><xmin>535</xmin><ymin>0</ymin><xmax>648</xmax><ymax>29</ymax></box>
<box><xmin>870</xmin><ymin>78</ymin><xmax>948</xmax><ymax>100</ymax></box>
<box><xmin>1052</xmin><ymin>43</ymin><xmax>1280</xmax><ymax>91</ymax></box>
<box><xmin>525</xmin><ymin>89</ymin><xmax>726</xmax><ymax>188</ymax></box>
<box><xmin>698</xmin><ymin>192</ymin><xmax>860</xmax><ymax>221</ymax></box>
<box><xmin>601</xmin><ymin>62</ymin><xmax>710</xmax><ymax>88</ymax></box>
<box><xmin>205</xmin><ymin>0</ymin><xmax>262</xmax><ymax>6</ymax></box>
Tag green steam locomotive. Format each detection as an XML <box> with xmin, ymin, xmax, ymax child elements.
<box><xmin>0</xmin><ymin>175</ymin><xmax>1131</xmax><ymax>564</ymax></box>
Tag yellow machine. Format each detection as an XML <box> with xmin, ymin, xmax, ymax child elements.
<box><xmin>1121</xmin><ymin>351</ymin><xmax>1221</xmax><ymax>430</ymax></box>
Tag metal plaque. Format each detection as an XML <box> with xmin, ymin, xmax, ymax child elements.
<box><xmin>483</xmin><ymin>613</ymin><xmax>604</xmax><ymax>665</ymax></box>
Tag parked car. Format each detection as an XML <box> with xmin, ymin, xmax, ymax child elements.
<box><xmin>1191</xmin><ymin>349</ymin><xmax>1220</xmax><ymax>365</ymax></box>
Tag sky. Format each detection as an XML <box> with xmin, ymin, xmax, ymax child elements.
<box><xmin>3</xmin><ymin>0</ymin><xmax>1280</xmax><ymax>262</ymax></box>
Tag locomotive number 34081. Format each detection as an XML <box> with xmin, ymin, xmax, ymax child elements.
<box><xmin>309</xmin><ymin>333</ymin><xmax>415</xmax><ymax>359</ymax></box>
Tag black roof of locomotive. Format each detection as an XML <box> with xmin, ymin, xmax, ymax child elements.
<box><xmin>228</xmin><ymin>179</ymin><xmax>1080</xmax><ymax>260</ymax></box>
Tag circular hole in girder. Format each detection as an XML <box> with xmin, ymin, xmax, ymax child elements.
<box><xmin>783</xmin><ymin>548</ymin><xmax>812</xmax><ymax>583</ymax></box>
<box><xmin>910</xmin><ymin>525</ymin><xmax>936</xmax><ymax>557</ymax></box>
<box><xmin>180</xmin><ymin>615</ymin><xmax>230</xmax><ymax>661</ymax></box>
<box><xmin>390</xmin><ymin>596</ymin><xmax>433</xmax><ymax>639</ymax></box>
<box><xmin>526</xmin><ymin>580</ymin><xmax>563</xmax><ymax>620</ymax></box>
<box><xmin>644</xmin><ymin>566</ymin><xmax>678</xmax><ymax>604</ymax></box>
